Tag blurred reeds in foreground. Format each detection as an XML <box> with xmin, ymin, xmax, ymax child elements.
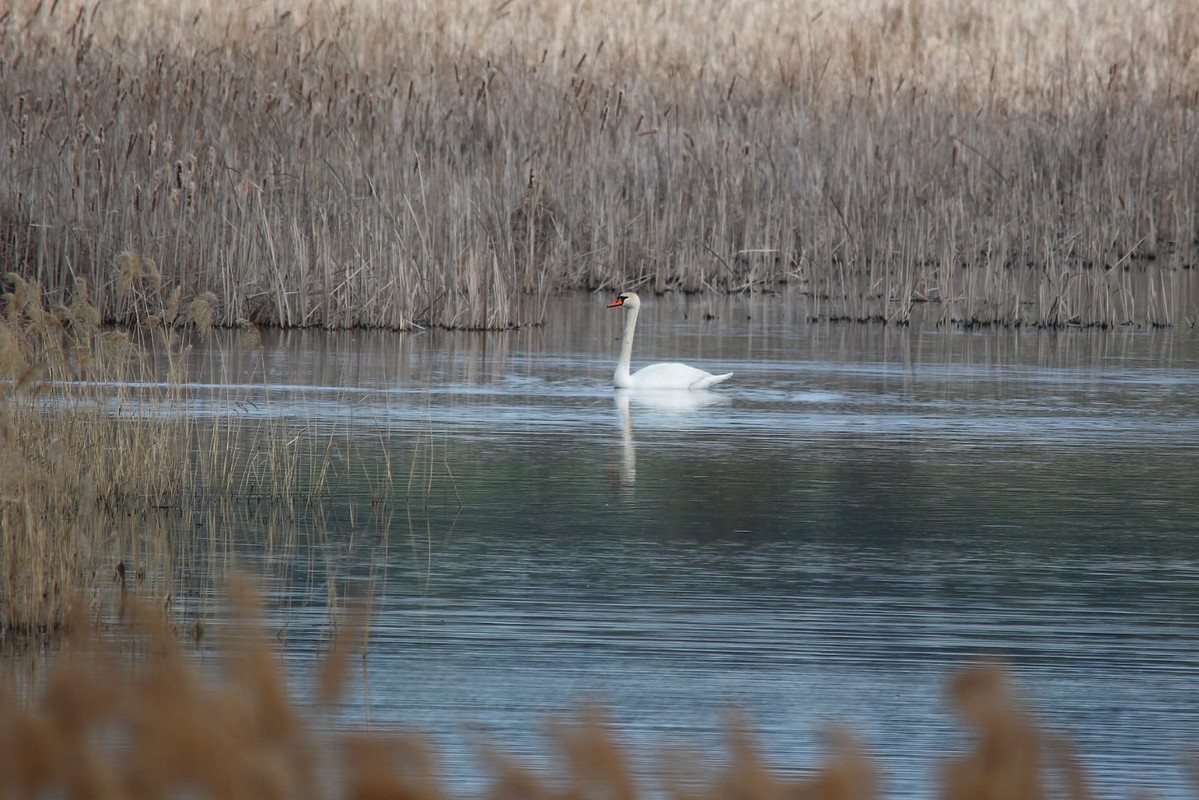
<box><xmin>2</xmin><ymin>588</ymin><xmax>1189</xmax><ymax>799</ymax></box>
<box><xmin>2</xmin><ymin>0</ymin><xmax>1197</xmax><ymax>329</ymax></box>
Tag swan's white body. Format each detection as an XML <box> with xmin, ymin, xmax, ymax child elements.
<box><xmin>607</xmin><ymin>292</ymin><xmax>733</xmax><ymax>390</ymax></box>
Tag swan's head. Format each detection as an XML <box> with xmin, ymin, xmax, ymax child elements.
<box><xmin>607</xmin><ymin>291</ymin><xmax>641</xmax><ymax>311</ymax></box>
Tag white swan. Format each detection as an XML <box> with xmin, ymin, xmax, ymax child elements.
<box><xmin>607</xmin><ymin>292</ymin><xmax>733</xmax><ymax>390</ymax></box>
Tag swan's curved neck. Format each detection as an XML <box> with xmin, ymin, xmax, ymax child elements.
<box><xmin>615</xmin><ymin>305</ymin><xmax>639</xmax><ymax>387</ymax></box>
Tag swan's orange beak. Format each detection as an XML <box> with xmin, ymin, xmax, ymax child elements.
<box><xmin>607</xmin><ymin>297</ymin><xmax>625</xmax><ymax>308</ymax></box>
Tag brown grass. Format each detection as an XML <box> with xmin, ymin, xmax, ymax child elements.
<box><xmin>2</xmin><ymin>588</ymin><xmax>1187</xmax><ymax>799</ymax></box>
<box><xmin>1</xmin><ymin>0</ymin><xmax>1196</xmax><ymax>329</ymax></box>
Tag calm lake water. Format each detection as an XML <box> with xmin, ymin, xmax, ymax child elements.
<box><xmin>154</xmin><ymin>295</ymin><xmax>1199</xmax><ymax>795</ymax></box>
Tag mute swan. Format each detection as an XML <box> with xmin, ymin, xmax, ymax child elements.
<box><xmin>607</xmin><ymin>292</ymin><xmax>733</xmax><ymax>390</ymax></box>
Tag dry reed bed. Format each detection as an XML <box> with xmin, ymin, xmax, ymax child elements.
<box><xmin>1</xmin><ymin>0</ymin><xmax>1196</xmax><ymax>329</ymax></box>
<box><xmin>0</xmin><ymin>266</ymin><xmax>345</xmax><ymax>644</ymax></box>
<box><xmin>2</xmin><ymin>589</ymin><xmax>1187</xmax><ymax>799</ymax></box>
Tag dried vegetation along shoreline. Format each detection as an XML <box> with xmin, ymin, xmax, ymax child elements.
<box><xmin>0</xmin><ymin>270</ymin><xmax>199</xmax><ymax>639</ymax></box>
<box><xmin>0</xmin><ymin>259</ymin><xmax>447</xmax><ymax>646</ymax></box>
<box><xmin>2</xmin><ymin>0</ymin><xmax>1197</xmax><ymax>329</ymax></box>
<box><xmin>0</xmin><ymin>266</ymin><xmax>344</xmax><ymax>643</ymax></box>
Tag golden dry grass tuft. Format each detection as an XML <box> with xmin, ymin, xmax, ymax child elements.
<box><xmin>2</xmin><ymin>591</ymin><xmax>1189</xmax><ymax>799</ymax></box>
<box><xmin>1</xmin><ymin>0</ymin><xmax>1197</xmax><ymax>329</ymax></box>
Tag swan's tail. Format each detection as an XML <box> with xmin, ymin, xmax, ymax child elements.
<box><xmin>692</xmin><ymin>372</ymin><xmax>733</xmax><ymax>390</ymax></box>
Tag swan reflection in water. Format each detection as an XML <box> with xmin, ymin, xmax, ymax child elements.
<box><xmin>612</xmin><ymin>388</ymin><xmax>730</xmax><ymax>493</ymax></box>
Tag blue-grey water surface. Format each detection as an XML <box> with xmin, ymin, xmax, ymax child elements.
<box><xmin>180</xmin><ymin>294</ymin><xmax>1198</xmax><ymax>798</ymax></box>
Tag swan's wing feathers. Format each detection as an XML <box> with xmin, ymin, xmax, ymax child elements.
<box><xmin>629</xmin><ymin>362</ymin><xmax>732</xmax><ymax>390</ymax></box>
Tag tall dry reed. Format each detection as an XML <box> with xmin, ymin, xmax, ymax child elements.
<box><xmin>1</xmin><ymin>0</ymin><xmax>1196</xmax><ymax>329</ymax></box>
